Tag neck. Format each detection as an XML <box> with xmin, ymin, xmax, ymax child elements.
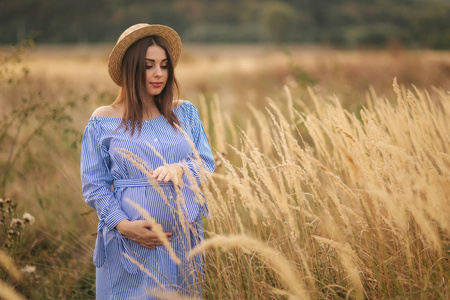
<box><xmin>142</xmin><ymin>96</ymin><xmax>160</xmax><ymax>119</ymax></box>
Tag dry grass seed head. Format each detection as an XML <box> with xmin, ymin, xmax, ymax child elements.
<box><xmin>248</xmin><ymin>103</ymin><xmax>273</xmax><ymax>155</ymax></box>
<box><xmin>189</xmin><ymin>234</ymin><xmax>310</xmax><ymax>300</ymax></box>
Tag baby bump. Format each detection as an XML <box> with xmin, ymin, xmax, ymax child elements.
<box><xmin>118</xmin><ymin>186</ymin><xmax>181</xmax><ymax>234</ymax></box>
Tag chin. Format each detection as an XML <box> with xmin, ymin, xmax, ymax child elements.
<box><xmin>147</xmin><ymin>89</ymin><xmax>164</xmax><ymax>96</ymax></box>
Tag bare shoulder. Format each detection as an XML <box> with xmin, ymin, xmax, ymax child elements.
<box><xmin>173</xmin><ymin>100</ymin><xmax>185</xmax><ymax>108</ymax></box>
<box><xmin>91</xmin><ymin>105</ymin><xmax>122</xmax><ymax>118</ymax></box>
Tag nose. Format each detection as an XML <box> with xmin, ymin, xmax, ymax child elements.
<box><xmin>154</xmin><ymin>66</ymin><xmax>163</xmax><ymax>77</ymax></box>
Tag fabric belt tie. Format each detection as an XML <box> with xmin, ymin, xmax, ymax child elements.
<box><xmin>113</xmin><ymin>177</ymin><xmax>175</xmax><ymax>189</ymax></box>
<box><xmin>112</xmin><ymin>176</ymin><xmax>207</xmax><ymax>223</ymax></box>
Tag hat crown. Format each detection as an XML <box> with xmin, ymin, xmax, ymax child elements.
<box><xmin>117</xmin><ymin>23</ymin><xmax>150</xmax><ymax>44</ymax></box>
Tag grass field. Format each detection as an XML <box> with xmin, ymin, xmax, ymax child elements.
<box><xmin>0</xmin><ymin>42</ymin><xmax>449</xmax><ymax>299</ymax></box>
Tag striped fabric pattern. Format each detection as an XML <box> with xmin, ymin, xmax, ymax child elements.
<box><xmin>80</xmin><ymin>101</ymin><xmax>214</xmax><ymax>299</ymax></box>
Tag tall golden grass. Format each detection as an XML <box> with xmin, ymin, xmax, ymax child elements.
<box><xmin>197</xmin><ymin>80</ymin><xmax>449</xmax><ymax>299</ymax></box>
<box><xmin>120</xmin><ymin>80</ymin><xmax>449</xmax><ymax>299</ymax></box>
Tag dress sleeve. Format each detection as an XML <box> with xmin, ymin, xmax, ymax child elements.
<box><xmin>80</xmin><ymin>119</ymin><xmax>129</xmax><ymax>229</ymax></box>
<box><xmin>177</xmin><ymin>102</ymin><xmax>215</xmax><ymax>186</ymax></box>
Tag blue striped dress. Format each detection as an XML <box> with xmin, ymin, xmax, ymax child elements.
<box><xmin>80</xmin><ymin>101</ymin><xmax>214</xmax><ymax>299</ymax></box>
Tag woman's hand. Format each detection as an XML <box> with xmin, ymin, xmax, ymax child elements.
<box><xmin>152</xmin><ymin>164</ymin><xmax>184</xmax><ymax>186</ymax></box>
<box><xmin>116</xmin><ymin>219</ymin><xmax>172</xmax><ymax>250</ymax></box>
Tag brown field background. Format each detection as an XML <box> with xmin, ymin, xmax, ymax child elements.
<box><xmin>1</xmin><ymin>44</ymin><xmax>449</xmax><ymax>299</ymax></box>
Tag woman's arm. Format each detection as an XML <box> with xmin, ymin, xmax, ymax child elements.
<box><xmin>176</xmin><ymin>102</ymin><xmax>215</xmax><ymax>186</ymax></box>
<box><xmin>81</xmin><ymin>120</ymin><xmax>129</xmax><ymax>230</ymax></box>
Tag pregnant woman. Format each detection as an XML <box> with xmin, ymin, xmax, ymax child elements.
<box><xmin>80</xmin><ymin>24</ymin><xmax>214</xmax><ymax>299</ymax></box>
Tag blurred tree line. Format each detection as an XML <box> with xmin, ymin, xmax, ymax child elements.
<box><xmin>1</xmin><ymin>0</ymin><xmax>450</xmax><ymax>49</ymax></box>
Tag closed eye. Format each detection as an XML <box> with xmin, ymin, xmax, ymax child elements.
<box><xmin>146</xmin><ymin>65</ymin><xmax>168</xmax><ymax>70</ymax></box>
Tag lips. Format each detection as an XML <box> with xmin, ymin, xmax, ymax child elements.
<box><xmin>150</xmin><ymin>82</ymin><xmax>163</xmax><ymax>88</ymax></box>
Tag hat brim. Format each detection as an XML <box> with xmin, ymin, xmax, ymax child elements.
<box><xmin>108</xmin><ymin>24</ymin><xmax>182</xmax><ymax>87</ymax></box>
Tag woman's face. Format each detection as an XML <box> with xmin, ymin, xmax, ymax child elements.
<box><xmin>145</xmin><ymin>45</ymin><xmax>169</xmax><ymax>98</ymax></box>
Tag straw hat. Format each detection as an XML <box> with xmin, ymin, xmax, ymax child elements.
<box><xmin>108</xmin><ymin>23</ymin><xmax>182</xmax><ymax>86</ymax></box>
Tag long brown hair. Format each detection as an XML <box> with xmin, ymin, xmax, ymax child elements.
<box><xmin>113</xmin><ymin>35</ymin><xmax>181</xmax><ymax>135</ymax></box>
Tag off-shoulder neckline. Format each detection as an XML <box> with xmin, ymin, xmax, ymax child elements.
<box><xmin>89</xmin><ymin>100</ymin><xmax>190</xmax><ymax>122</ymax></box>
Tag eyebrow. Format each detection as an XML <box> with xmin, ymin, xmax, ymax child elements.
<box><xmin>145</xmin><ymin>58</ymin><xmax>168</xmax><ymax>62</ymax></box>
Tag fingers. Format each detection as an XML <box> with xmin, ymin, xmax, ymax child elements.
<box><xmin>138</xmin><ymin>235</ymin><xmax>172</xmax><ymax>250</ymax></box>
<box><xmin>152</xmin><ymin>166</ymin><xmax>171</xmax><ymax>182</ymax></box>
<box><xmin>151</xmin><ymin>165</ymin><xmax>182</xmax><ymax>184</ymax></box>
<box><xmin>120</xmin><ymin>220</ymin><xmax>173</xmax><ymax>249</ymax></box>
<box><xmin>132</xmin><ymin>232</ymin><xmax>172</xmax><ymax>249</ymax></box>
<box><xmin>142</xmin><ymin>244</ymin><xmax>155</xmax><ymax>250</ymax></box>
<box><xmin>137</xmin><ymin>220</ymin><xmax>164</xmax><ymax>233</ymax></box>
